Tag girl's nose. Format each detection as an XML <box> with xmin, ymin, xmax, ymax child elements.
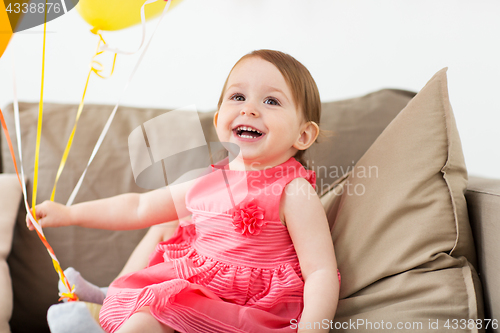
<box><xmin>240</xmin><ymin>105</ymin><xmax>259</xmax><ymax>117</ymax></box>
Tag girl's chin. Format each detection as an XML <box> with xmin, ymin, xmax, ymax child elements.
<box><xmin>229</xmin><ymin>151</ymin><xmax>265</xmax><ymax>165</ymax></box>
<box><xmin>230</xmin><ymin>151</ymin><xmax>260</xmax><ymax>161</ymax></box>
<box><xmin>231</xmin><ymin>154</ymin><xmax>286</xmax><ymax>170</ymax></box>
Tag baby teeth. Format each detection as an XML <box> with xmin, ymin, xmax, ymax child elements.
<box><xmin>236</xmin><ymin>126</ymin><xmax>262</xmax><ymax>134</ymax></box>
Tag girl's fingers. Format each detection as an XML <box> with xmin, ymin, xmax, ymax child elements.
<box><xmin>26</xmin><ymin>209</ymin><xmax>32</xmax><ymax>228</ymax></box>
<box><xmin>26</xmin><ymin>206</ymin><xmax>41</xmax><ymax>230</ymax></box>
<box><xmin>26</xmin><ymin>213</ymin><xmax>36</xmax><ymax>230</ymax></box>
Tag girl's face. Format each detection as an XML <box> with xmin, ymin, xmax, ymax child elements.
<box><xmin>215</xmin><ymin>57</ymin><xmax>307</xmax><ymax>170</ymax></box>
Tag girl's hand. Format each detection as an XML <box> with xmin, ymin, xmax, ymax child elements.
<box><xmin>26</xmin><ymin>200</ymin><xmax>71</xmax><ymax>230</ymax></box>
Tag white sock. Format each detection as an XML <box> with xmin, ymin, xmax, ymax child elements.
<box><xmin>58</xmin><ymin>267</ymin><xmax>107</xmax><ymax>304</ymax></box>
<box><xmin>47</xmin><ymin>302</ymin><xmax>105</xmax><ymax>333</ymax></box>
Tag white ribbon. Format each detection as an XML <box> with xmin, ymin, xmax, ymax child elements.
<box><xmin>66</xmin><ymin>0</ymin><xmax>172</xmax><ymax>206</ymax></box>
<box><xmin>100</xmin><ymin>0</ymin><xmax>170</xmax><ymax>55</ymax></box>
<box><xmin>11</xmin><ymin>42</ymin><xmax>45</xmax><ymax>237</ymax></box>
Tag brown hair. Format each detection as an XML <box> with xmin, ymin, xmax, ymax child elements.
<box><xmin>217</xmin><ymin>49</ymin><xmax>323</xmax><ymax>167</ymax></box>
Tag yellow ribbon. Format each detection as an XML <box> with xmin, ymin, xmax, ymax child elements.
<box><xmin>31</xmin><ymin>6</ymin><xmax>47</xmax><ymax>220</ymax></box>
<box><xmin>2</xmin><ymin>103</ymin><xmax>77</xmax><ymax>301</ymax></box>
<box><xmin>50</xmin><ymin>30</ymin><xmax>117</xmax><ymax>201</ymax></box>
<box><xmin>90</xmin><ymin>30</ymin><xmax>118</xmax><ymax>79</ymax></box>
<box><xmin>28</xmin><ymin>0</ymin><xmax>158</xmax><ymax>302</ymax></box>
<box><xmin>29</xmin><ymin>1</ymin><xmax>78</xmax><ymax>302</ymax></box>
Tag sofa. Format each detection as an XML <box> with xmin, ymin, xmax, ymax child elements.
<box><xmin>0</xmin><ymin>68</ymin><xmax>498</xmax><ymax>333</ymax></box>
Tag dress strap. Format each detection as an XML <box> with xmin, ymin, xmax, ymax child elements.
<box><xmin>265</xmin><ymin>159</ymin><xmax>317</xmax><ymax>220</ymax></box>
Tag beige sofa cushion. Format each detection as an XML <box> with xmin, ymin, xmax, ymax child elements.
<box><xmin>322</xmin><ymin>69</ymin><xmax>483</xmax><ymax>332</ymax></box>
<box><xmin>1</xmin><ymin>89</ymin><xmax>415</xmax><ymax>331</ymax></box>
<box><xmin>307</xmin><ymin>89</ymin><xmax>415</xmax><ymax>192</ymax></box>
<box><xmin>0</xmin><ymin>174</ymin><xmax>22</xmax><ymax>333</ymax></box>
<box><xmin>466</xmin><ymin>176</ymin><xmax>500</xmax><ymax>327</ymax></box>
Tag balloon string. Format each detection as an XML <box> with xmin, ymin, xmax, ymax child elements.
<box><xmin>0</xmin><ymin>107</ymin><xmax>78</xmax><ymax>301</ymax></box>
<box><xmin>28</xmin><ymin>2</ymin><xmax>78</xmax><ymax>302</ymax></box>
<box><xmin>0</xmin><ymin>110</ymin><xmax>21</xmax><ymax>186</ymax></box>
<box><xmin>90</xmin><ymin>30</ymin><xmax>118</xmax><ymax>78</ymax></box>
<box><xmin>99</xmin><ymin>0</ymin><xmax>167</xmax><ymax>55</ymax></box>
<box><xmin>66</xmin><ymin>0</ymin><xmax>172</xmax><ymax>206</ymax></box>
<box><xmin>31</xmin><ymin>9</ymin><xmax>47</xmax><ymax>220</ymax></box>
<box><xmin>50</xmin><ymin>33</ymin><xmax>117</xmax><ymax>202</ymax></box>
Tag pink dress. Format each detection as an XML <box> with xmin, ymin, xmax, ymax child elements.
<box><xmin>99</xmin><ymin>157</ymin><xmax>317</xmax><ymax>332</ymax></box>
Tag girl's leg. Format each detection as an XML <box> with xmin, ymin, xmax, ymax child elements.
<box><xmin>115</xmin><ymin>307</ymin><xmax>174</xmax><ymax>333</ymax></box>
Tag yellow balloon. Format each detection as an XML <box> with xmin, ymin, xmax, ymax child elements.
<box><xmin>0</xmin><ymin>1</ymin><xmax>13</xmax><ymax>59</ymax></box>
<box><xmin>76</xmin><ymin>0</ymin><xmax>184</xmax><ymax>31</ymax></box>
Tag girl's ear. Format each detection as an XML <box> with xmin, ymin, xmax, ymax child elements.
<box><xmin>213</xmin><ymin>111</ymin><xmax>219</xmax><ymax>128</ymax></box>
<box><xmin>293</xmin><ymin>121</ymin><xmax>319</xmax><ymax>151</ymax></box>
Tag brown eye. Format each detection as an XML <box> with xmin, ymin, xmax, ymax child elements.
<box><xmin>264</xmin><ymin>97</ymin><xmax>280</xmax><ymax>106</ymax></box>
<box><xmin>231</xmin><ymin>94</ymin><xmax>245</xmax><ymax>101</ymax></box>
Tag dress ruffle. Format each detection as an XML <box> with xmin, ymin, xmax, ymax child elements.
<box><xmin>101</xmin><ymin>278</ymin><xmax>301</xmax><ymax>333</ymax></box>
<box><xmin>150</xmin><ymin>225</ymin><xmax>304</xmax><ymax>308</ymax></box>
<box><xmin>100</xmin><ymin>224</ymin><xmax>304</xmax><ymax>332</ymax></box>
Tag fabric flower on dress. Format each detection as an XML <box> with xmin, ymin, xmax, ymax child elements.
<box><xmin>231</xmin><ymin>198</ymin><xmax>266</xmax><ymax>236</ymax></box>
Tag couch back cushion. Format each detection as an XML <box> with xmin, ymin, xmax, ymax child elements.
<box><xmin>1</xmin><ymin>89</ymin><xmax>413</xmax><ymax>331</ymax></box>
<box><xmin>322</xmin><ymin>69</ymin><xmax>483</xmax><ymax>330</ymax></box>
<box><xmin>466</xmin><ymin>176</ymin><xmax>500</xmax><ymax>328</ymax></box>
<box><xmin>306</xmin><ymin>89</ymin><xmax>416</xmax><ymax>193</ymax></box>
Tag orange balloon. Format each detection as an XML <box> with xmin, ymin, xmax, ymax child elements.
<box><xmin>0</xmin><ymin>1</ymin><xmax>13</xmax><ymax>59</ymax></box>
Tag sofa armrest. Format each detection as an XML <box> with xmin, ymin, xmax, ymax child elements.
<box><xmin>466</xmin><ymin>176</ymin><xmax>500</xmax><ymax>330</ymax></box>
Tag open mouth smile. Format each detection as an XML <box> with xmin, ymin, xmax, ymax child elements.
<box><xmin>233</xmin><ymin>125</ymin><xmax>265</xmax><ymax>140</ymax></box>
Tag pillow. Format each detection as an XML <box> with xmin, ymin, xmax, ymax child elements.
<box><xmin>307</xmin><ymin>89</ymin><xmax>416</xmax><ymax>191</ymax></box>
<box><xmin>0</xmin><ymin>174</ymin><xmax>23</xmax><ymax>333</ymax></box>
<box><xmin>322</xmin><ymin>68</ymin><xmax>483</xmax><ymax>331</ymax></box>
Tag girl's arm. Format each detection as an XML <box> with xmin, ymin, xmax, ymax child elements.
<box><xmin>27</xmin><ymin>173</ymin><xmax>197</xmax><ymax>231</ymax></box>
<box><xmin>282</xmin><ymin>178</ymin><xmax>339</xmax><ymax>332</ymax></box>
